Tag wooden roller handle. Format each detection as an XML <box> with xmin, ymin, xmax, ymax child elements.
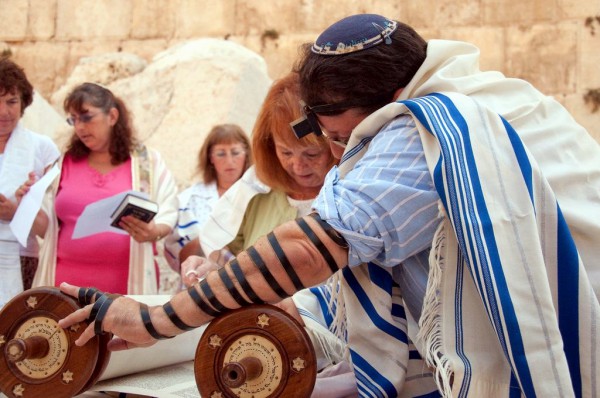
<box><xmin>221</xmin><ymin>356</ymin><xmax>263</xmax><ymax>388</ymax></box>
<box><xmin>5</xmin><ymin>336</ymin><xmax>49</xmax><ymax>362</ymax></box>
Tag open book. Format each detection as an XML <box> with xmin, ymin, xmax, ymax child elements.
<box><xmin>110</xmin><ymin>194</ymin><xmax>158</xmax><ymax>229</ymax></box>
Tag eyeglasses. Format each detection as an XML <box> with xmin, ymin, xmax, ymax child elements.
<box><xmin>66</xmin><ymin>112</ymin><xmax>100</xmax><ymax>126</ymax></box>
<box><xmin>210</xmin><ymin>148</ymin><xmax>246</xmax><ymax>160</ymax></box>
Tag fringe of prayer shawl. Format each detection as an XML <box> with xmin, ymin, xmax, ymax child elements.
<box><xmin>418</xmin><ymin>207</ymin><xmax>452</xmax><ymax>397</ymax></box>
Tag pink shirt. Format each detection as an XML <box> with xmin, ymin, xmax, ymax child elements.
<box><xmin>55</xmin><ymin>154</ymin><xmax>132</xmax><ymax>294</ymax></box>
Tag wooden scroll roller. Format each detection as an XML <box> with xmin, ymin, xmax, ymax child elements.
<box><xmin>195</xmin><ymin>304</ymin><xmax>317</xmax><ymax>398</ymax></box>
<box><xmin>1</xmin><ymin>289</ymin><xmax>317</xmax><ymax>398</ymax></box>
<box><xmin>0</xmin><ymin>287</ymin><xmax>112</xmax><ymax>398</ymax></box>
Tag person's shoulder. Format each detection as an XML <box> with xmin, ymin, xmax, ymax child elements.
<box><xmin>181</xmin><ymin>182</ymin><xmax>217</xmax><ymax>199</ymax></box>
<box><xmin>18</xmin><ymin>125</ymin><xmax>60</xmax><ymax>156</ymax></box>
<box><xmin>239</xmin><ymin>166</ymin><xmax>271</xmax><ymax>193</ymax></box>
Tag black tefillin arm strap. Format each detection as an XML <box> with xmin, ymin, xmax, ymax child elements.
<box><xmin>179</xmin><ymin>214</ymin><xmax>347</xmax><ymax>329</ymax></box>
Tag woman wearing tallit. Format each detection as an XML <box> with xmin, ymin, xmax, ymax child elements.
<box><xmin>59</xmin><ymin>14</ymin><xmax>600</xmax><ymax>398</ymax></box>
<box><xmin>0</xmin><ymin>58</ymin><xmax>59</xmax><ymax>309</ymax></box>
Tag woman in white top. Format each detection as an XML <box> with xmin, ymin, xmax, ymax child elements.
<box><xmin>0</xmin><ymin>58</ymin><xmax>59</xmax><ymax>308</ymax></box>
<box><xmin>164</xmin><ymin>124</ymin><xmax>252</xmax><ymax>271</ymax></box>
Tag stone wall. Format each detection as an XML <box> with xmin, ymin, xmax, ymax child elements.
<box><xmin>1</xmin><ymin>0</ymin><xmax>599</xmax><ymax>141</ymax></box>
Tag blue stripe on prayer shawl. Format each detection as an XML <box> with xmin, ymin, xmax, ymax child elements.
<box><xmin>556</xmin><ymin>205</ymin><xmax>582</xmax><ymax>397</ymax></box>
<box><xmin>408</xmin><ymin>349</ymin><xmax>423</xmax><ymax>360</ymax></box>
<box><xmin>308</xmin><ymin>285</ymin><xmax>335</xmax><ymax>327</ymax></box>
<box><xmin>368</xmin><ymin>262</ymin><xmax>394</xmax><ymax>293</ymax></box>
<box><xmin>176</xmin><ymin>220</ymin><xmax>198</xmax><ymax>229</ymax></box>
<box><xmin>350</xmin><ymin>349</ymin><xmax>397</xmax><ymax>398</ymax></box>
<box><xmin>509</xmin><ymin>374</ymin><xmax>521</xmax><ymax>398</ymax></box>
<box><xmin>341</xmin><ymin>137</ymin><xmax>373</xmax><ymax>165</ymax></box>
<box><xmin>454</xmin><ymin>251</ymin><xmax>473</xmax><ymax>397</ymax></box>
<box><xmin>502</xmin><ymin>118</ymin><xmax>534</xmax><ymax>201</ymax></box>
<box><xmin>391</xmin><ymin>302</ymin><xmax>406</xmax><ymax>320</ymax></box>
<box><xmin>402</xmin><ymin>94</ymin><xmax>537</xmax><ymax>395</ymax></box>
<box><xmin>343</xmin><ymin>267</ymin><xmax>408</xmax><ymax>343</ymax></box>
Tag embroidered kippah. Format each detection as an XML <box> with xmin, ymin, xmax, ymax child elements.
<box><xmin>312</xmin><ymin>14</ymin><xmax>398</xmax><ymax>55</ymax></box>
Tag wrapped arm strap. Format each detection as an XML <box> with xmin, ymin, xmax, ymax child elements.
<box><xmin>296</xmin><ymin>217</ymin><xmax>339</xmax><ymax>274</ymax></box>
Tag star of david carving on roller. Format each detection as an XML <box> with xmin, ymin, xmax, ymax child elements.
<box><xmin>208</xmin><ymin>334</ymin><xmax>222</xmax><ymax>348</ymax></box>
<box><xmin>26</xmin><ymin>296</ymin><xmax>38</xmax><ymax>309</ymax></box>
<box><xmin>13</xmin><ymin>384</ymin><xmax>25</xmax><ymax>397</ymax></box>
<box><xmin>292</xmin><ymin>357</ymin><xmax>306</xmax><ymax>372</ymax></box>
<box><xmin>257</xmin><ymin>313</ymin><xmax>270</xmax><ymax>328</ymax></box>
<box><xmin>62</xmin><ymin>370</ymin><xmax>74</xmax><ymax>383</ymax></box>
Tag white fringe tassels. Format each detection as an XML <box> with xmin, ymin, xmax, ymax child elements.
<box><xmin>418</xmin><ymin>214</ymin><xmax>454</xmax><ymax>397</ymax></box>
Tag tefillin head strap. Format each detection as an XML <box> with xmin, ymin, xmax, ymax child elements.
<box><xmin>267</xmin><ymin>232</ymin><xmax>306</xmax><ymax>291</ymax></box>
<box><xmin>246</xmin><ymin>246</ymin><xmax>289</xmax><ymax>300</ymax></box>
<box><xmin>295</xmin><ymin>216</ymin><xmax>339</xmax><ymax>274</ymax></box>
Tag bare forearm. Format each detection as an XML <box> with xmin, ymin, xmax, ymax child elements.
<box><xmin>31</xmin><ymin>209</ymin><xmax>49</xmax><ymax>237</ymax></box>
<box><xmin>150</xmin><ymin>215</ymin><xmax>348</xmax><ymax>337</ymax></box>
<box><xmin>59</xmin><ymin>215</ymin><xmax>348</xmax><ymax>348</ymax></box>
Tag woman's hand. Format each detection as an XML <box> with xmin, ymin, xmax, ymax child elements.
<box><xmin>273</xmin><ymin>297</ymin><xmax>304</xmax><ymax>325</ymax></box>
<box><xmin>15</xmin><ymin>172</ymin><xmax>37</xmax><ymax>202</ymax></box>
<box><xmin>58</xmin><ymin>282</ymin><xmax>158</xmax><ymax>350</ymax></box>
<box><xmin>180</xmin><ymin>255</ymin><xmax>220</xmax><ymax>287</ymax></box>
<box><xmin>0</xmin><ymin>194</ymin><xmax>17</xmax><ymax>221</ymax></box>
<box><xmin>119</xmin><ymin>217</ymin><xmax>163</xmax><ymax>243</ymax></box>
<box><xmin>0</xmin><ymin>172</ymin><xmax>36</xmax><ymax>221</ymax></box>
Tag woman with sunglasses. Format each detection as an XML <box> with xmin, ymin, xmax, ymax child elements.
<box><xmin>164</xmin><ymin>124</ymin><xmax>252</xmax><ymax>273</ymax></box>
<box><xmin>33</xmin><ymin>82</ymin><xmax>178</xmax><ymax>295</ymax></box>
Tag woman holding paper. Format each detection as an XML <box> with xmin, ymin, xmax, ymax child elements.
<box><xmin>34</xmin><ymin>82</ymin><xmax>178</xmax><ymax>295</ymax></box>
<box><xmin>0</xmin><ymin>58</ymin><xmax>59</xmax><ymax>308</ymax></box>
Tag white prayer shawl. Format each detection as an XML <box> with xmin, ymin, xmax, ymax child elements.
<box><xmin>35</xmin><ymin>145</ymin><xmax>178</xmax><ymax>294</ymax></box>
<box><xmin>0</xmin><ymin>124</ymin><xmax>59</xmax><ymax>308</ymax></box>
<box><xmin>198</xmin><ymin>166</ymin><xmax>271</xmax><ymax>256</ymax></box>
<box><xmin>399</xmin><ymin>40</ymin><xmax>600</xmax><ymax>294</ymax></box>
<box><xmin>331</xmin><ymin>92</ymin><xmax>600</xmax><ymax>397</ymax></box>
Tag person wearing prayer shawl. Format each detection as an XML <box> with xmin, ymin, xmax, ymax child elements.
<box><xmin>0</xmin><ymin>58</ymin><xmax>59</xmax><ymax>309</ymax></box>
<box><xmin>58</xmin><ymin>14</ymin><xmax>600</xmax><ymax>398</ymax></box>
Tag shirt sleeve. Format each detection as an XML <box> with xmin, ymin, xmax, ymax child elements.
<box><xmin>313</xmin><ymin>115</ymin><xmax>441</xmax><ymax>268</ymax></box>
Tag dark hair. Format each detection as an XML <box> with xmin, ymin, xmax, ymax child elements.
<box><xmin>0</xmin><ymin>58</ymin><xmax>34</xmax><ymax>115</ymax></box>
<box><xmin>63</xmin><ymin>83</ymin><xmax>135</xmax><ymax>164</ymax></box>
<box><xmin>199</xmin><ymin>123</ymin><xmax>252</xmax><ymax>184</ymax></box>
<box><xmin>252</xmin><ymin>72</ymin><xmax>336</xmax><ymax>194</ymax></box>
<box><xmin>294</xmin><ymin>20</ymin><xmax>427</xmax><ymax>115</ymax></box>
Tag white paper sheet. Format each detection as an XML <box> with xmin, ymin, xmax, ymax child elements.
<box><xmin>9</xmin><ymin>164</ymin><xmax>60</xmax><ymax>246</ymax></box>
<box><xmin>72</xmin><ymin>190</ymin><xmax>149</xmax><ymax>239</ymax></box>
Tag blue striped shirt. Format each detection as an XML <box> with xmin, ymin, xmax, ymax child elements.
<box><xmin>313</xmin><ymin>115</ymin><xmax>441</xmax><ymax>320</ymax></box>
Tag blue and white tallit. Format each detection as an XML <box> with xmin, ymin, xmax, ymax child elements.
<box><xmin>406</xmin><ymin>92</ymin><xmax>598</xmax><ymax>397</ymax></box>
<box><xmin>298</xmin><ymin>91</ymin><xmax>600</xmax><ymax>397</ymax></box>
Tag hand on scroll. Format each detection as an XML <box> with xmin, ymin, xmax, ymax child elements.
<box><xmin>58</xmin><ymin>282</ymin><xmax>159</xmax><ymax>351</ymax></box>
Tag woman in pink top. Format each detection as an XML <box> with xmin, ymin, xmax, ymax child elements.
<box><xmin>35</xmin><ymin>83</ymin><xmax>178</xmax><ymax>294</ymax></box>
